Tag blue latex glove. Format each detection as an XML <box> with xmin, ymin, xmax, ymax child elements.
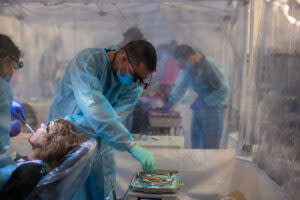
<box><xmin>11</xmin><ymin>100</ymin><xmax>26</xmax><ymax>121</ymax></box>
<box><xmin>129</xmin><ymin>144</ymin><xmax>155</xmax><ymax>172</ymax></box>
<box><xmin>190</xmin><ymin>100</ymin><xmax>206</xmax><ymax>110</ymax></box>
<box><xmin>162</xmin><ymin>102</ymin><xmax>174</xmax><ymax>112</ymax></box>
<box><xmin>9</xmin><ymin>120</ymin><xmax>21</xmax><ymax>137</ymax></box>
<box><xmin>139</xmin><ymin>102</ymin><xmax>152</xmax><ymax>112</ymax></box>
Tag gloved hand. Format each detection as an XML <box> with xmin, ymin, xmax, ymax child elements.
<box><xmin>129</xmin><ymin>144</ymin><xmax>155</xmax><ymax>172</ymax></box>
<box><xmin>190</xmin><ymin>100</ymin><xmax>206</xmax><ymax>110</ymax></box>
<box><xmin>161</xmin><ymin>102</ymin><xmax>174</xmax><ymax>112</ymax></box>
<box><xmin>139</xmin><ymin>102</ymin><xmax>152</xmax><ymax>112</ymax></box>
<box><xmin>9</xmin><ymin>120</ymin><xmax>21</xmax><ymax>137</ymax></box>
<box><xmin>11</xmin><ymin>100</ymin><xmax>26</xmax><ymax>121</ymax></box>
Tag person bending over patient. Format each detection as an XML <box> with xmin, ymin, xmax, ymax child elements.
<box><xmin>0</xmin><ymin>119</ymin><xmax>86</xmax><ymax>199</ymax></box>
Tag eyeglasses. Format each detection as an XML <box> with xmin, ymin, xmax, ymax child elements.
<box><xmin>10</xmin><ymin>56</ymin><xmax>24</xmax><ymax>70</ymax></box>
<box><xmin>133</xmin><ymin>73</ymin><xmax>152</xmax><ymax>90</ymax></box>
<box><xmin>46</xmin><ymin>121</ymin><xmax>56</xmax><ymax>133</ymax></box>
<box><xmin>125</xmin><ymin>50</ymin><xmax>152</xmax><ymax>90</ymax></box>
<box><xmin>46</xmin><ymin>122</ymin><xmax>50</xmax><ymax>133</ymax></box>
<box><xmin>46</xmin><ymin>121</ymin><xmax>57</xmax><ymax>133</ymax></box>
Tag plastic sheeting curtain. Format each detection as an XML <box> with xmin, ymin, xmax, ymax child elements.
<box><xmin>0</xmin><ymin>0</ymin><xmax>299</xmax><ymax>199</ymax></box>
<box><xmin>232</xmin><ymin>0</ymin><xmax>299</xmax><ymax>199</ymax></box>
<box><xmin>248</xmin><ymin>1</ymin><xmax>300</xmax><ymax>199</ymax></box>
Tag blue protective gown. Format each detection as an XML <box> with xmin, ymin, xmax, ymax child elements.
<box><xmin>0</xmin><ymin>77</ymin><xmax>12</xmax><ymax>154</ymax></box>
<box><xmin>0</xmin><ymin>155</ymin><xmax>15</xmax><ymax>190</ymax></box>
<box><xmin>169</xmin><ymin>56</ymin><xmax>230</xmax><ymax>149</ymax></box>
<box><xmin>47</xmin><ymin>47</ymin><xmax>142</xmax><ymax>200</ymax></box>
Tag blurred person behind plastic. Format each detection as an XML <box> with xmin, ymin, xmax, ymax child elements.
<box><xmin>39</xmin><ymin>36</ymin><xmax>63</xmax><ymax>98</ymax></box>
<box><xmin>155</xmin><ymin>41</ymin><xmax>180</xmax><ymax>103</ymax></box>
<box><xmin>163</xmin><ymin>44</ymin><xmax>230</xmax><ymax>149</ymax></box>
<box><xmin>119</xmin><ymin>26</ymin><xmax>145</xmax><ymax>48</ymax></box>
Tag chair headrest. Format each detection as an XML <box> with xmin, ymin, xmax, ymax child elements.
<box><xmin>37</xmin><ymin>137</ymin><xmax>97</xmax><ymax>186</ymax></box>
<box><xmin>28</xmin><ymin>138</ymin><xmax>97</xmax><ymax>200</ymax></box>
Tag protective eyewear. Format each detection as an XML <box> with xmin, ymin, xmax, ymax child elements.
<box><xmin>46</xmin><ymin>122</ymin><xmax>50</xmax><ymax>133</ymax></box>
<box><xmin>10</xmin><ymin>56</ymin><xmax>24</xmax><ymax>69</ymax></box>
<box><xmin>126</xmin><ymin>51</ymin><xmax>152</xmax><ymax>90</ymax></box>
<box><xmin>46</xmin><ymin>121</ymin><xmax>57</xmax><ymax>134</ymax></box>
<box><xmin>133</xmin><ymin>74</ymin><xmax>152</xmax><ymax>90</ymax></box>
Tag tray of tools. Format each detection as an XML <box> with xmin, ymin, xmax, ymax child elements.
<box><xmin>130</xmin><ymin>169</ymin><xmax>180</xmax><ymax>194</ymax></box>
<box><xmin>149</xmin><ymin>110</ymin><xmax>182</xmax><ymax>128</ymax></box>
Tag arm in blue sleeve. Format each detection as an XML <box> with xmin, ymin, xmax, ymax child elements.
<box><xmin>64</xmin><ymin>114</ymin><xmax>95</xmax><ymax>137</ymax></box>
<box><xmin>169</xmin><ymin>69</ymin><xmax>191</xmax><ymax>105</ymax></box>
<box><xmin>69</xmin><ymin>51</ymin><xmax>133</xmax><ymax>151</ymax></box>
<box><xmin>203</xmin><ymin>63</ymin><xmax>230</xmax><ymax>106</ymax></box>
<box><xmin>0</xmin><ymin>84</ymin><xmax>11</xmax><ymax>154</ymax></box>
<box><xmin>0</xmin><ymin>155</ymin><xmax>16</xmax><ymax>190</ymax></box>
<box><xmin>113</xmin><ymin>86</ymin><xmax>143</xmax><ymax>123</ymax></box>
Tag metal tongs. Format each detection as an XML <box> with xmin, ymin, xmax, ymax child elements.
<box><xmin>138</xmin><ymin>172</ymin><xmax>174</xmax><ymax>186</ymax></box>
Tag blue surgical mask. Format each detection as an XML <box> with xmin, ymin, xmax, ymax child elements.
<box><xmin>117</xmin><ymin>71</ymin><xmax>133</xmax><ymax>85</ymax></box>
<box><xmin>5</xmin><ymin>76</ymin><xmax>12</xmax><ymax>83</ymax></box>
<box><xmin>117</xmin><ymin>65</ymin><xmax>133</xmax><ymax>86</ymax></box>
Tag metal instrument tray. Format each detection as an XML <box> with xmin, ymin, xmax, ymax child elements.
<box><xmin>149</xmin><ymin>110</ymin><xmax>182</xmax><ymax>128</ymax></box>
<box><xmin>130</xmin><ymin>169</ymin><xmax>180</xmax><ymax>194</ymax></box>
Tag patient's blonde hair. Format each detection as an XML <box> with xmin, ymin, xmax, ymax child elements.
<box><xmin>39</xmin><ymin>119</ymin><xmax>86</xmax><ymax>169</ymax></box>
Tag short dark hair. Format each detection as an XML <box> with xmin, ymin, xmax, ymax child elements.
<box><xmin>124</xmin><ymin>40</ymin><xmax>157</xmax><ymax>72</ymax></box>
<box><xmin>174</xmin><ymin>44</ymin><xmax>195</xmax><ymax>61</ymax></box>
<box><xmin>0</xmin><ymin>34</ymin><xmax>22</xmax><ymax>60</ymax></box>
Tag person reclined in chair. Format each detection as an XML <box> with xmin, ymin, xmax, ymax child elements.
<box><xmin>0</xmin><ymin>119</ymin><xmax>87</xmax><ymax>200</ymax></box>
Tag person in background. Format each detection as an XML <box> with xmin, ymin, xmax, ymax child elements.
<box><xmin>47</xmin><ymin>40</ymin><xmax>157</xmax><ymax>200</ymax></box>
<box><xmin>39</xmin><ymin>36</ymin><xmax>63</xmax><ymax>98</ymax></box>
<box><xmin>119</xmin><ymin>26</ymin><xmax>145</xmax><ymax>48</ymax></box>
<box><xmin>163</xmin><ymin>44</ymin><xmax>230</xmax><ymax>149</ymax></box>
<box><xmin>0</xmin><ymin>34</ymin><xmax>26</xmax><ymax>157</ymax></box>
<box><xmin>155</xmin><ymin>40</ymin><xmax>180</xmax><ymax>103</ymax></box>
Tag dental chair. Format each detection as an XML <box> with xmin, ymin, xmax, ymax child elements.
<box><xmin>21</xmin><ymin>137</ymin><xmax>96</xmax><ymax>200</ymax></box>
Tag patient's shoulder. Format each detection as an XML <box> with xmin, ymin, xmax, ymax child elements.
<box><xmin>0</xmin><ymin>162</ymin><xmax>47</xmax><ymax>199</ymax></box>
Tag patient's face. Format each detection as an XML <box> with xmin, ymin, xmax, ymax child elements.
<box><xmin>28</xmin><ymin>123</ymin><xmax>47</xmax><ymax>148</ymax></box>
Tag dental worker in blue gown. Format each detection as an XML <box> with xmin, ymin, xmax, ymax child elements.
<box><xmin>0</xmin><ymin>34</ymin><xmax>26</xmax><ymax>189</ymax></box>
<box><xmin>163</xmin><ymin>44</ymin><xmax>230</xmax><ymax>149</ymax></box>
<box><xmin>47</xmin><ymin>40</ymin><xmax>157</xmax><ymax>200</ymax></box>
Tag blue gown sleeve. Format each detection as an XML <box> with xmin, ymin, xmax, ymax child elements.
<box><xmin>0</xmin><ymin>81</ymin><xmax>11</xmax><ymax>154</ymax></box>
<box><xmin>64</xmin><ymin>114</ymin><xmax>93</xmax><ymax>135</ymax></box>
<box><xmin>203</xmin><ymin>59</ymin><xmax>230</xmax><ymax>106</ymax></box>
<box><xmin>68</xmin><ymin>50</ymin><xmax>133</xmax><ymax>151</ymax></box>
<box><xmin>113</xmin><ymin>86</ymin><xmax>143</xmax><ymax>123</ymax></box>
<box><xmin>169</xmin><ymin>69</ymin><xmax>191</xmax><ymax>105</ymax></box>
<box><xmin>0</xmin><ymin>155</ymin><xmax>16</xmax><ymax>190</ymax></box>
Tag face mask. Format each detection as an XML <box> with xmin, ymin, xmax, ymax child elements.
<box><xmin>117</xmin><ymin>64</ymin><xmax>133</xmax><ymax>86</ymax></box>
<box><xmin>5</xmin><ymin>76</ymin><xmax>11</xmax><ymax>83</ymax></box>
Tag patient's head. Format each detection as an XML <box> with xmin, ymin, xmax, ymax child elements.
<box><xmin>28</xmin><ymin>119</ymin><xmax>86</xmax><ymax>169</ymax></box>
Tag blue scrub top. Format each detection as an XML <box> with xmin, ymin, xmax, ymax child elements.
<box><xmin>170</xmin><ymin>55</ymin><xmax>230</xmax><ymax>107</ymax></box>
<box><xmin>0</xmin><ymin>77</ymin><xmax>12</xmax><ymax>154</ymax></box>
